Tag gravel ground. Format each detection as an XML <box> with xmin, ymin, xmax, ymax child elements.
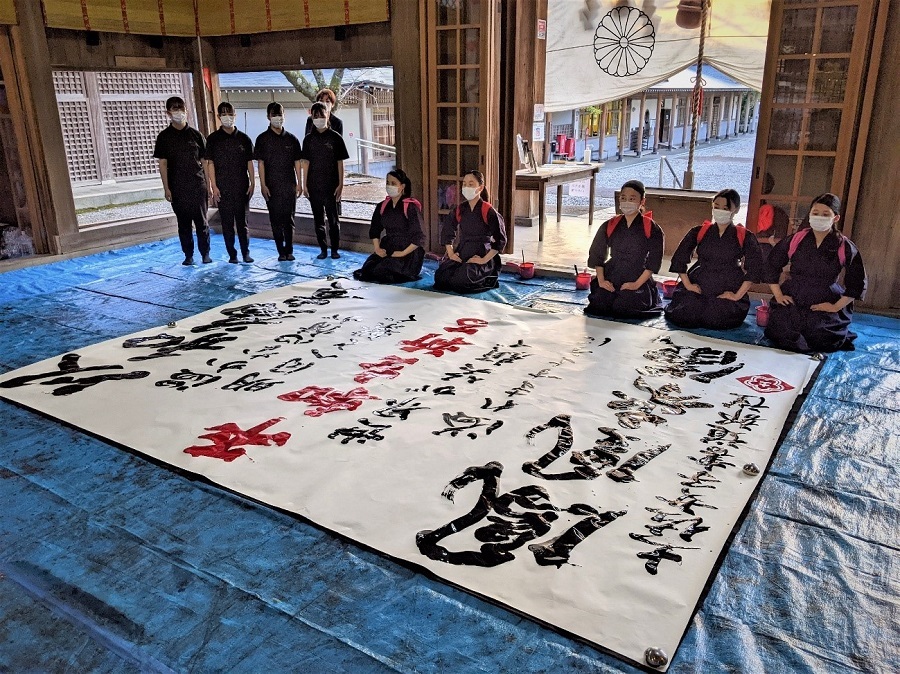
<box><xmin>77</xmin><ymin>134</ymin><xmax>757</xmax><ymax>225</ymax></box>
<box><xmin>550</xmin><ymin>133</ymin><xmax>757</xmax><ymax>216</ymax></box>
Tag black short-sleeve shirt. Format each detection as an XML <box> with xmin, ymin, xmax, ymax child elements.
<box><xmin>254</xmin><ymin>128</ymin><xmax>303</xmax><ymax>188</ymax></box>
<box><xmin>153</xmin><ymin>124</ymin><xmax>206</xmax><ymax>192</ymax></box>
<box><xmin>206</xmin><ymin>127</ymin><xmax>254</xmax><ymax>190</ymax></box>
<box><xmin>301</xmin><ymin>129</ymin><xmax>350</xmax><ymax>197</ymax></box>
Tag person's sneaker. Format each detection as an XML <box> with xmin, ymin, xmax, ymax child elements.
<box><xmin>243</xmin><ymin>254</ymin><xmax>254</xmax><ymax>263</ymax></box>
<box><xmin>202</xmin><ymin>255</ymin><xmax>213</xmax><ymax>264</ymax></box>
<box><xmin>331</xmin><ymin>251</ymin><xmax>341</xmax><ymax>259</ymax></box>
<box><xmin>182</xmin><ymin>257</ymin><xmax>194</xmax><ymax>266</ymax></box>
<box><xmin>228</xmin><ymin>256</ymin><xmax>238</xmax><ymax>264</ymax></box>
<box><xmin>286</xmin><ymin>254</ymin><xmax>295</xmax><ymax>261</ymax></box>
<box><xmin>278</xmin><ymin>255</ymin><xmax>287</xmax><ymax>261</ymax></box>
<box><xmin>316</xmin><ymin>252</ymin><xmax>328</xmax><ymax>260</ymax></box>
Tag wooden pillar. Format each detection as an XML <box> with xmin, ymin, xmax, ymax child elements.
<box><xmin>618</xmin><ymin>97</ymin><xmax>629</xmax><ymax>160</ymax></box>
<box><xmin>666</xmin><ymin>96</ymin><xmax>676</xmax><ymax>149</ymax></box>
<box><xmin>652</xmin><ymin>91</ymin><xmax>662</xmax><ymax>154</ymax></box>
<box><xmin>597</xmin><ymin>103</ymin><xmax>607</xmax><ymax>159</ymax></box>
<box><xmin>636</xmin><ymin>91</ymin><xmax>647</xmax><ymax>157</ymax></box>
<box><xmin>681</xmin><ymin>96</ymin><xmax>689</xmax><ymax>148</ymax></box>
<box><xmin>723</xmin><ymin>93</ymin><xmax>731</xmax><ymax>138</ymax></box>
<box><xmin>82</xmin><ymin>71</ymin><xmax>113</xmax><ymax>183</ymax></box>
<box><xmin>389</xmin><ymin>0</ymin><xmax>425</xmax><ymax>227</ymax></box>
<box><xmin>4</xmin><ymin>0</ymin><xmax>78</xmax><ymax>254</ymax></box>
<box><xmin>358</xmin><ymin>94</ymin><xmax>370</xmax><ymax>175</ymax></box>
<box><xmin>501</xmin><ymin>0</ymin><xmax>548</xmax><ymax>248</ymax></box>
<box><xmin>704</xmin><ymin>96</ymin><xmax>711</xmax><ymax>142</ymax></box>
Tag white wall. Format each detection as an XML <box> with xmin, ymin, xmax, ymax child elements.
<box><xmin>231</xmin><ymin>105</ymin><xmax>366</xmax><ymax>167</ymax></box>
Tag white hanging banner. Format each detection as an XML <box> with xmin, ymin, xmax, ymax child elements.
<box><xmin>0</xmin><ymin>280</ymin><xmax>817</xmax><ymax>669</ymax></box>
<box><xmin>545</xmin><ymin>0</ymin><xmax>771</xmax><ymax>111</ymax></box>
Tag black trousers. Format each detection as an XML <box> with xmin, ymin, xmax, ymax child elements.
<box><xmin>309</xmin><ymin>193</ymin><xmax>340</xmax><ymax>253</ymax></box>
<box><xmin>218</xmin><ymin>190</ymin><xmax>250</xmax><ymax>257</ymax></box>
<box><xmin>172</xmin><ymin>190</ymin><xmax>210</xmax><ymax>258</ymax></box>
<box><xmin>266</xmin><ymin>190</ymin><xmax>296</xmax><ymax>255</ymax></box>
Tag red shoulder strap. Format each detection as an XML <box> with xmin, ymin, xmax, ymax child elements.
<box><xmin>787</xmin><ymin>228</ymin><xmax>810</xmax><ymax>259</ymax></box>
<box><xmin>837</xmin><ymin>234</ymin><xmax>848</xmax><ymax>266</ymax></box>
<box><xmin>696</xmin><ymin>220</ymin><xmax>714</xmax><ymax>244</ymax></box>
<box><xmin>456</xmin><ymin>199</ymin><xmax>491</xmax><ymax>223</ymax></box>
<box><xmin>642</xmin><ymin>211</ymin><xmax>653</xmax><ymax>239</ymax></box>
<box><xmin>606</xmin><ymin>214</ymin><xmax>624</xmax><ymax>238</ymax></box>
<box><xmin>788</xmin><ymin>228</ymin><xmax>847</xmax><ymax>264</ymax></box>
<box><xmin>401</xmin><ymin>198</ymin><xmax>421</xmax><ymax>218</ymax></box>
<box><xmin>735</xmin><ymin>224</ymin><xmax>747</xmax><ymax>247</ymax></box>
<box><xmin>379</xmin><ymin>197</ymin><xmax>391</xmax><ymax>216</ymax></box>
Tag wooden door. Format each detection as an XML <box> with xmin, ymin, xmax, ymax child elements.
<box><xmin>425</xmin><ymin>0</ymin><xmax>499</xmax><ymax>247</ymax></box>
<box><xmin>748</xmin><ymin>0</ymin><xmax>878</xmax><ymax>237</ymax></box>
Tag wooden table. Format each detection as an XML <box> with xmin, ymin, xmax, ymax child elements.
<box><xmin>515</xmin><ymin>163</ymin><xmax>602</xmax><ymax>241</ymax></box>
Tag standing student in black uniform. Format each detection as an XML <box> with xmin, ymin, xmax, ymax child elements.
<box><xmin>153</xmin><ymin>96</ymin><xmax>210</xmax><ymax>266</ymax></box>
<box><xmin>304</xmin><ymin>88</ymin><xmax>344</xmax><ymax>137</ymax></box>
<box><xmin>301</xmin><ymin>102</ymin><xmax>349</xmax><ymax>259</ymax></box>
<box><xmin>254</xmin><ymin>102</ymin><xmax>302</xmax><ymax>261</ymax></box>
<box><xmin>206</xmin><ymin>101</ymin><xmax>255</xmax><ymax>264</ymax></box>
<box><xmin>585</xmin><ymin>180</ymin><xmax>664</xmax><ymax>317</ymax></box>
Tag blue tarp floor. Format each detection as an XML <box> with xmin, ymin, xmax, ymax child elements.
<box><xmin>1</xmin><ymin>235</ymin><xmax>897</xmax><ymax>673</ymax></box>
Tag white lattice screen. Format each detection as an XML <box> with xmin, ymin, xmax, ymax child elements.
<box><xmin>96</xmin><ymin>71</ymin><xmax>183</xmax><ymax>96</ymax></box>
<box><xmin>59</xmin><ymin>100</ymin><xmax>100</xmax><ymax>183</ymax></box>
<box><xmin>103</xmin><ymin>102</ymin><xmax>170</xmax><ymax>179</ymax></box>
<box><xmin>53</xmin><ymin>70</ymin><xmax>85</xmax><ymax>96</ymax></box>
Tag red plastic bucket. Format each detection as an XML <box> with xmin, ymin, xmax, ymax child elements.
<box><xmin>518</xmin><ymin>262</ymin><xmax>535</xmax><ymax>279</ymax></box>
<box><xmin>575</xmin><ymin>272</ymin><xmax>592</xmax><ymax>290</ymax></box>
<box><xmin>756</xmin><ymin>303</ymin><xmax>770</xmax><ymax>327</ymax></box>
<box><xmin>661</xmin><ymin>279</ymin><xmax>678</xmax><ymax>299</ymax></box>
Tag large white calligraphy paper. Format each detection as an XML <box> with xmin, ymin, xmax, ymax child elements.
<box><xmin>0</xmin><ymin>280</ymin><xmax>818</xmax><ymax>669</ymax></box>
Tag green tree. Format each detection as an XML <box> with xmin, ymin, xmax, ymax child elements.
<box><xmin>280</xmin><ymin>68</ymin><xmax>346</xmax><ymax>110</ymax></box>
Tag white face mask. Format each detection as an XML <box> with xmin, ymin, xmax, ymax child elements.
<box><xmin>313</xmin><ymin>118</ymin><xmax>328</xmax><ymax>129</ymax></box>
<box><xmin>169</xmin><ymin>111</ymin><xmax>187</xmax><ymax>124</ymax></box>
<box><xmin>808</xmin><ymin>215</ymin><xmax>834</xmax><ymax>232</ymax></box>
<box><xmin>386</xmin><ymin>185</ymin><xmax>402</xmax><ymax>198</ymax></box>
<box><xmin>461</xmin><ymin>186</ymin><xmax>480</xmax><ymax>201</ymax></box>
<box><xmin>269</xmin><ymin>116</ymin><xmax>284</xmax><ymax>129</ymax></box>
<box><xmin>712</xmin><ymin>208</ymin><xmax>733</xmax><ymax>225</ymax></box>
<box><xmin>619</xmin><ymin>201</ymin><xmax>639</xmax><ymax>215</ymax></box>
<box><xmin>220</xmin><ymin>115</ymin><xmax>235</xmax><ymax>128</ymax></box>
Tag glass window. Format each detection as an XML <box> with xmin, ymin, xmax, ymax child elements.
<box><xmin>820</xmin><ymin>6</ymin><xmax>857</xmax><ymax>53</ymax></box>
<box><xmin>779</xmin><ymin>9</ymin><xmax>816</xmax><ymax>55</ymax></box>
<box><xmin>800</xmin><ymin>156</ymin><xmax>835</xmax><ymax>197</ymax></box>
<box><xmin>768</xmin><ymin>109</ymin><xmax>803</xmax><ymax>150</ymax></box>
<box><xmin>438</xmin><ymin>30</ymin><xmax>458</xmax><ymax>66</ymax></box>
<box><xmin>438</xmin><ymin>70</ymin><xmax>458</xmax><ymax>103</ymax></box>
<box><xmin>438</xmin><ymin>143</ymin><xmax>458</xmax><ymax>176</ymax></box>
<box><xmin>806</xmin><ymin>108</ymin><xmax>842</xmax><ymax>151</ymax></box>
<box><xmin>811</xmin><ymin>59</ymin><xmax>848</xmax><ymax>103</ymax></box>
<box><xmin>765</xmin><ymin>155</ymin><xmax>798</xmax><ymax>196</ymax></box>
<box><xmin>438</xmin><ymin>107</ymin><xmax>458</xmax><ymax>140</ymax></box>
<box><xmin>774</xmin><ymin>59</ymin><xmax>810</xmax><ymax>104</ymax></box>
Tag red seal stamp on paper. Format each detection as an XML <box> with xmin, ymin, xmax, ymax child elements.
<box><xmin>737</xmin><ymin>374</ymin><xmax>795</xmax><ymax>393</ymax></box>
